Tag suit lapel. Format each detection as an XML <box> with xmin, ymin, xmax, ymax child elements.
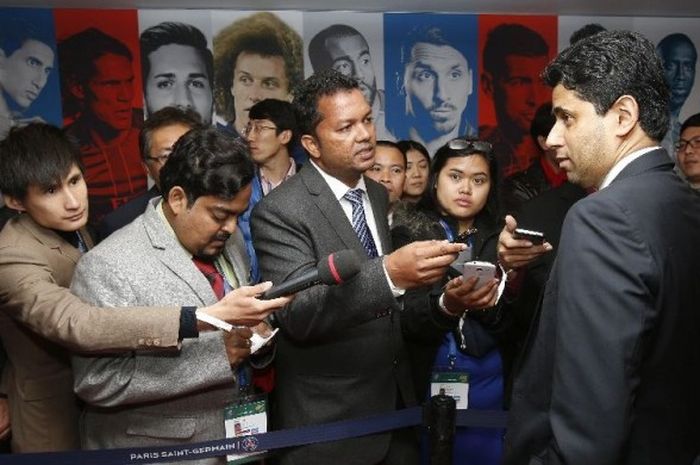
<box><xmin>224</xmin><ymin>229</ymin><xmax>251</xmax><ymax>286</ymax></box>
<box><xmin>301</xmin><ymin>165</ymin><xmax>368</xmax><ymax>254</ymax></box>
<box><xmin>17</xmin><ymin>214</ymin><xmax>82</xmax><ymax>264</ymax></box>
<box><xmin>141</xmin><ymin>199</ymin><xmax>214</xmax><ymax>305</ymax></box>
<box><xmin>365</xmin><ymin>177</ymin><xmax>392</xmax><ymax>253</ymax></box>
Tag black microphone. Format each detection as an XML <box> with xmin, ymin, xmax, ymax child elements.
<box><xmin>261</xmin><ymin>250</ymin><xmax>361</xmax><ymax>299</ymax></box>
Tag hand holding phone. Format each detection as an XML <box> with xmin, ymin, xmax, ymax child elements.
<box><xmin>513</xmin><ymin>228</ymin><xmax>545</xmax><ymax>245</ymax></box>
<box><xmin>462</xmin><ymin>260</ymin><xmax>497</xmax><ymax>290</ymax></box>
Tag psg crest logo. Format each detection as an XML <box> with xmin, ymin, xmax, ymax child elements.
<box><xmin>241</xmin><ymin>436</ymin><xmax>259</xmax><ymax>452</ymax></box>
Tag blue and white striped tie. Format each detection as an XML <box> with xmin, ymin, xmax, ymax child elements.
<box><xmin>343</xmin><ymin>188</ymin><xmax>379</xmax><ymax>258</ymax></box>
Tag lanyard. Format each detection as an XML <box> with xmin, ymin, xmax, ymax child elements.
<box><xmin>215</xmin><ymin>261</ymin><xmax>249</xmax><ymax>393</ymax></box>
<box><xmin>439</xmin><ymin>218</ymin><xmax>475</xmax><ymax>249</ymax></box>
<box><xmin>447</xmin><ymin>332</ymin><xmax>458</xmax><ymax>370</ymax></box>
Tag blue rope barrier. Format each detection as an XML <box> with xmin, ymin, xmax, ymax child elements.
<box><xmin>0</xmin><ymin>407</ymin><xmax>507</xmax><ymax>465</ymax></box>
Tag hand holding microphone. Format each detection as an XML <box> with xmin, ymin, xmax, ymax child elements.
<box><xmin>197</xmin><ymin>250</ymin><xmax>361</xmax><ymax>331</ymax></box>
<box><xmin>261</xmin><ymin>249</ymin><xmax>362</xmax><ymax>299</ymax></box>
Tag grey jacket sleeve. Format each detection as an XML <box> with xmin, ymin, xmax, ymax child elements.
<box><xmin>70</xmin><ymin>253</ymin><xmax>233</xmax><ymax>407</ymax></box>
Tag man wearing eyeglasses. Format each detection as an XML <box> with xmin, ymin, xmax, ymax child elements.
<box><xmin>676</xmin><ymin>113</ymin><xmax>700</xmax><ymax>190</ymax></box>
<box><xmin>238</xmin><ymin>98</ymin><xmax>299</xmax><ymax>282</ymax></box>
<box><xmin>97</xmin><ymin>106</ymin><xmax>202</xmax><ymax>241</ymax></box>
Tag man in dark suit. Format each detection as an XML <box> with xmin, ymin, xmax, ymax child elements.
<box><xmin>500</xmin><ymin>31</ymin><xmax>700</xmax><ymax>464</ymax></box>
<box><xmin>97</xmin><ymin>106</ymin><xmax>202</xmax><ymax>240</ymax></box>
<box><xmin>251</xmin><ymin>70</ymin><xmax>491</xmax><ymax>465</ymax></box>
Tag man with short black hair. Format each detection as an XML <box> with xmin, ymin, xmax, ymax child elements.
<box><xmin>309</xmin><ymin>24</ymin><xmax>392</xmax><ymax>140</ymax></box>
<box><xmin>98</xmin><ymin>106</ymin><xmax>203</xmax><ymax>239</ymax></box>
<box><xmin>0</xmin><ymin>123</ymin><xmax>278</xmax><ymax>453</ymax></box>
<box><xmin>676</xmin><ymin>112</ymin><xmax>700</xmax><ymax>189</ymax></box>
<box><xmin>502</xmin><ymin>31</ymin><xmax>700</xmax><ymax>464</ymax></box>
<box><xmin>0</xmin><ymin>19</ymin><xmax>55</xmax><ymax>138</ymax></box>
<box><xmin>59</xmin><ymin>28</ymin><xmax>147</xmax><ymax>224</ymax></box>
<box><xmin>365</xmin><ymin>140</ymin><xmax>406</xmax><ymax>223</ymax></box>
<box><xmin>252</xmin><ymin>70</ymin><xmax>491</xmax><ymax>465</ymax></box>
<box><xmin>140</xmin><ymin>22</ymin><xmax>214</xmax><ymax>124</ymax></box>
<box><xmin>72</xmin><ymin>127</ymin><xmax>289</xmax><ymax>461</ymax></box>
<box><xmin>392</xmin><ymin>25</ymin><xmax>476</xmax><ymax>156</ymax></box>
<box><xmin>481</xmin><ymin>24</ymin><xmax>550</xmax><ymax>178</ymax></box>
<box><xmin>238</xmin><ymin>98</ymin><xmax>298</xmax><ymax>282</ymax></box>
<box><xmin>500</xmin><ymin>102</ymin><xmax>568</xmax><ymax>214</ymax></box>
<box><xmin>657</xmin><ymin>33</ymin><xmax>697</xmax><ymax>157</ymax></box>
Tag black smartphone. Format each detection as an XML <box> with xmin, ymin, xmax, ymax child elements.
<box><xmin>513</xmin><ymin>228</ymin><xmax>545</xmax><ymax>245</ymax></box>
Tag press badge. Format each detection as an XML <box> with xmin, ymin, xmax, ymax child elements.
<box><xmin>430</xmin><ymin>371</ymin><xmax>469</xmax><ymax>409</ymax></box>
<box><xmin>224</xmin><ymin>396</ymin><xmax>268</xmax><ymax>464</ymax></box>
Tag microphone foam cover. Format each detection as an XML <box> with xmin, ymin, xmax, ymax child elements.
<box><xmin>317</xmin><ymin>249</ymin><xmax>361</xmax><ymax>284</ymax></box>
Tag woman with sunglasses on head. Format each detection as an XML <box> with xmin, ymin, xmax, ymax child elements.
<box><xmin>393</xmin><ymin>138</ymin><xmax>508</xmax><ymax>465</ymax></box>
<box><xmin>398</xmin><ymin>140</ymin><xmax>431</xmax><ymax>203</ymax></box>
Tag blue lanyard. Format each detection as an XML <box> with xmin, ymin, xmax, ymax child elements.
<box><xmin>439</xmin><ymin>218</ymin><xmax>475</xmax><ymax>249</ymax></box>
<box><xmin>438</xmin><ymin>219</ymin><xmax>454</xmax><ymax>242</ymax></box>
<box><xmin>447</xmin><ymin>332</ymin><xmax>458</xmax><ymax>370</ymax></box>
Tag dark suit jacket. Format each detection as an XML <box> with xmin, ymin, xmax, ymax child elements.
<box><xmin>96</xmin><ymin>186</ymin><xmax>160</xmax><ymax>242</ymax></box>
<box><xmin>504</xmin><ymin>182</ymin><xmax>587</xmax><ymax>400</ymax></box>
<box><xmin>251</xmin><ymin>164</ymin><xmax>452</xmax><ymax>465</ymax></box>
<box><xmin>504</xmin><ymin>149</ymin><xmax>700</xmax><ymax>464</ymax></box>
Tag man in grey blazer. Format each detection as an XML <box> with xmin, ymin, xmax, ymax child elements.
<box><xmin>0</xmin><ymin>123</ymin><xmax>285</xmax><ymax>453</ymax></box>
<box><xmin>500</xmin><ymin>31</ymin><xmax>700</xmax><ymax>464</ymax></box>
<box><xmin>251</xmin><ymin>70</ymin><xmax>497</xmax><ymax>465</ymax></box>
<box><xmin>71</xmin><ymin>128</ymin><xmax>290</xmax><ymax>464</ymax></box>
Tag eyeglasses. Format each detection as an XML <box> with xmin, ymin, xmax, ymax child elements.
<box><xmin>447</xmin><ymin>138</ymin><xmax>493</xmax><ymax>154</ymax></box>
<box><xmin>145</xmin><ymin>153</ymin><xmax>170</xmax><ymax>164</ymax></box>
<box><xmin>244</xmin><ymin>122</ymin><xmax>277</xmax><ymax>137</ymax></box>
<box><xmin>675</xmin><ymin>137</ymin><xmax>700</xmax><ymax>152</ymax></box>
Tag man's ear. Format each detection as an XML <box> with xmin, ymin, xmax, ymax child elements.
<box><xmin>610</xmin><ymin>95</ymin><xmax>639</xmax><ymax>138</ymax></box>
<box><xmin>536</xmin><ymin>135</ymin><xmax>549</xmax><ymax>152</ymax></box>
<box><xmin>278</xmin><ymin>129</ymin><xmax>292</xmax><ymax>146</ymax></box>
<box><xmin>4</xmin><ymin>195</ymin><xmax>25</xmax><ymax>212</ymax></box>
<box><xmin>165</xmin><ymin>186</ymin><xmax>188</xmax><ymax>215</ymax></box>
<box><xmin>301</xmin><ymin>134</ymin><xmax>321</xmax><ymax>161</ymax></box>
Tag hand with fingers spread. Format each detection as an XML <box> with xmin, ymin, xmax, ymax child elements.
<box><xmin>442</xmin><ymin>275</ymin><xmax>500</xmax><ymax>316</ymax></box>
<box><xmin>498</xmin><ymin>215</ymin><xmax>553</xmax><ymax>271</ymax></box>
<box><xmin>385</xmin><ymin>240</ymin><xmax>465</xmax><ymax>289</ymax></box>
<box><xmin>223</xmin><ymin>326</ymin><xmax>253</xmax><ymax>368</ymax></box>
<box><xmin>198</xmin><ymin>281</ymin><xmax>292</xmax><ymax>329</ymax></box>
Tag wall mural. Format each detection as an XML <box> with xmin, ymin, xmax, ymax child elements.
<box><xmin>0</xmin><ymin>7</ymin><xmax>698</xmax><ymax>222</ymax></box>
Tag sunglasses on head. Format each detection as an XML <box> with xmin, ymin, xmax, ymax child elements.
<box><xmin>447</xmin><ymin>138</ymin><xmax>493</xmax><ymax>154</ymax></box>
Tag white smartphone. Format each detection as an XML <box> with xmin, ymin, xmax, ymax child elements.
<box><xmin>462</xmin><ymin>261</ymin><xmax>497</xmax><ymax>289</ymax></box>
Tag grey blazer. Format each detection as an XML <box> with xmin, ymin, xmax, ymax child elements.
<box><xmin>251</xmin><ymin>164</ymin><xmax>420</xmax><ymax>465</ymax></box>
<box><xmin>71</xmin><ymin>198</ymin><xmax>250</xmax><ymax>465</ymax></box>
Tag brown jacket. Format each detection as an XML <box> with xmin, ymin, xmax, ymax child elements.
<box><xmin>0</xmin><ymin>214</ymin><xmax>180</xmax><ymax>452</ymax></box>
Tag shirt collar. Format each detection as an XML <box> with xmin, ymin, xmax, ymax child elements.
<box><xmin>259</xmin><ymin>158</ymin><xmax>297</xmax><ymax>195</ymax></box>
<box><xmin>599</xmin><ymin>146</ymin><xmax>660</xmax><ymax>190</ymax></box>
<box><xmin>309</xmin><ymin>159</ymin><xmax>367</xmax><ymax>200</ymax></box>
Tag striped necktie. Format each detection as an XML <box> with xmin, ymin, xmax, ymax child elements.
<box><xmin>343</xmin><ymin>188</ymin><xmax>379</xmax><ymax>258</ymax></box>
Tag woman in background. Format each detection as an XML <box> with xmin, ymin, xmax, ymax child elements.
<box><xmin>398</xmin><ymin>140</ymin><xmax>430</xmax><ymax>203</ymax></box>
